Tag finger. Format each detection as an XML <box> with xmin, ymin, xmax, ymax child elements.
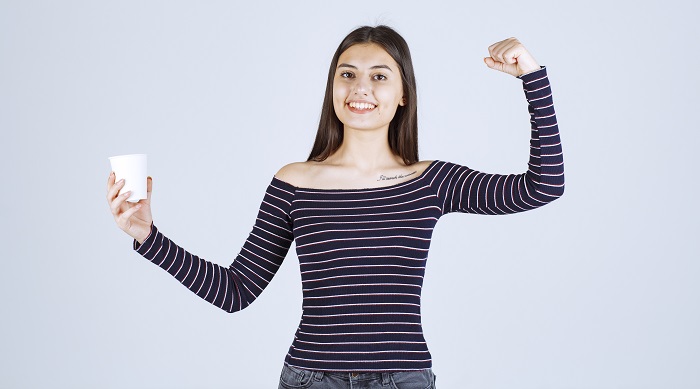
<box><xmin>107</xmin><ymin>178</ymin><xmax>125</xmax><ymax>203</ymax></box>
<box><xmin>110</xmin><ymin>190</ymin><xmax>132</xmax><ymax>216</ymax></box>
<box><xmin>146</xmin><ymin>176</ymin><xmax>152</xmax><ymax>202</ymax></box>
<box><xmin>487</xmin><ymin>42</ymin><xmax>502</xmax><ymax>63</ymax></box>
<box><xmin>110</xmin><ymin>190</ymin><xmax>131</xmax><ymax>216</ymax></box>
<box><xmin>491</xmin><ymin>39</ymin><xmax>520</xmax><ymax>65</ymax></box>
<box><xmin>118</xmin><ymin>203</ymin><xmax>142</xmax><ymax>227</ymax></box>
<box><xmin>107</xmin><ymin>171</ymin><xmax>115</xmax><ymax>190</ymax></box>
<box><xmin>500</xmin><ymin>44</ymin><xmax>519</xmax><ymax>65</ymax></box>
<box><xmin>487</xmin><ymin>39</ymin><xmax>509</xmax><ymax>62</ymax></box>
<box><xmin>106</xmin><ymin>172</ymin><xmax>116</xmax><ymax>201</ymax></box>
<box><xmin>487</xmin><ymin>37</ymin><xmax>512</xmax><ymax>53</ymax></box>
<box><xmin>502</xmin><ymin>43</ymin><xmax>526</xmax><ymax>65</ymax></box>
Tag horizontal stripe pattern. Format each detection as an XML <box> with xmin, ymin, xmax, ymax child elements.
<box><xmin>133</xmin><ymin>66</ymin><xmax>563</xmax><ymax>372</ymax></box>
<box><xmin>433</xmin><ymin>66</ymin><xmax>564</xmax><ymax>215</ymax></box>
<box><xmin>134</xmin><ymin>181</ymin><xmax>294</xmax><ymax>313</ymax></box>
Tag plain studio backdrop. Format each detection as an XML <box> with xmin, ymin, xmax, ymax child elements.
<box><xmin>1</xmin><ymin>0</ymin><xmax>697</xmax><ymax>388</ymax></box>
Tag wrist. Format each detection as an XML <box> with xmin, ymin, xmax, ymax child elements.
<box><xmin>518</xmin><ymin>66</ymin><xmax>541</xmax><ymax>77</ymax></box>
<box><xmin>135</xmin><ymin>223</ymin><xmax>154</xmax><ymax>245</ymax></box>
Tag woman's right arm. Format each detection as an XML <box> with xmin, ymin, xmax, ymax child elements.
<box><xmin>106</xmin><ymin>173</ymin><xmax>297</xmax><ymax>312</ymax></box>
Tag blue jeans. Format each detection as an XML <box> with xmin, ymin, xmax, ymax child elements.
<box><xmin>278</xmin><ymin>363</ymin><xmax>437</xmax><ymax>389</ymax></box>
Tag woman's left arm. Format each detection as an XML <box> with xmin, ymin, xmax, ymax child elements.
<box><xmin>433</xmin><ymin>38</ymin><xmax>564</xmax><ymax>215</ymax></box>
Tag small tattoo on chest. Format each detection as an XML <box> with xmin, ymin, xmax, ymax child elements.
<box><xmin>377</xmin><ymin>171</ymin><xmax>417</xmax><ymax>181</ymax></box>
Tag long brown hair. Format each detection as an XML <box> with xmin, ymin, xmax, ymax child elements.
<box><xmin>307</xmin><ymin>25</ymin><xmax>419</xmax><ymax>165</ymax></box>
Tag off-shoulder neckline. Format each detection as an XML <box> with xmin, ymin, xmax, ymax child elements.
<box><xmin>272</xmin><ymin>160</ymin><xmax>440</xmax><ymax>192</ymax></box>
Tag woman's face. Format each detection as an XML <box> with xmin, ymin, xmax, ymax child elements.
<box><xmin>332</xmin><ymin>43</ymin><xmax>405</xmax><ymax>133</ymax></box>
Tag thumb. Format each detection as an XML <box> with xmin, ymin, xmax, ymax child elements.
<box><xmin>483</xmin><ymin>57</ymin><xmax>504</xmax><ymax>72</ymax></box>
<box><xmin>146</xmin><ymin>176</ymin><xmax>152</xmax><ymax>202</ymax></box>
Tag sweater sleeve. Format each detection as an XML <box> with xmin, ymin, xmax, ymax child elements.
<box><xmin>132</xmin><ymin>177</ymin><xmax>296</xmax><ymax>313</ymax></box>
<box><xmin>432</xmin><ymin>66</ymin><xmax>564</xmax><ymax>215</ymax></box>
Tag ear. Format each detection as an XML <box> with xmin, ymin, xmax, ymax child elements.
<box><xmin>399</xmin><ymin>97</ymin><xmax>406</xmax><ymax>106</ymax></box>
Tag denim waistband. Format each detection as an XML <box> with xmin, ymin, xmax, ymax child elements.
<box><xmin>318</xmin><ymin>371</ymin><xmax>392</xmax><ymax>384</ymax></box>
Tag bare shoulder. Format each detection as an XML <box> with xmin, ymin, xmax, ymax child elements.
<box><xmin>413</xmin><ymin>160</ymin><xmax>435</xmax><ymax>171</ymax></box>
<box><xmin>411</xmin><ymin>160</ymin><xmax>435</xmax><ymax>169</ymax></box>
<box><xmin>274</xmin><ymin>161</ymin><xmax>315</xmax><ymax>187</ymax></box>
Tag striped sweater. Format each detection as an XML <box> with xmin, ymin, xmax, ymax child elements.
<box><xmin>133</xmin><ymin>66</ymin><xmax>564</xmax><ymax>372</ymax></box>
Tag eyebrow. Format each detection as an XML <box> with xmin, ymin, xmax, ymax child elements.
<box><xmin>337</xmin><ymin>63</ymin><xmax>394</xmax><ymax>72</ymax></box>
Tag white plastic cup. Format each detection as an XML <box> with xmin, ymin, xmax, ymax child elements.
<box><xmin>108</xmin><ymin>154</ymin><xmax>148</xmax><ymax>203</ymax></box>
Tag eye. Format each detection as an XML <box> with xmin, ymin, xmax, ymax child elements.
<box><xmin>340</xmin><ymin>71</ymin><xmax>355</xmax><ymax>79</ymax></box>
<box><xmin>373</xmin><ymin>74</ymin><xmax>387</xmax><ymax>81</ymax></box>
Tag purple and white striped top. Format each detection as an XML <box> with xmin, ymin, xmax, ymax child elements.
<box><xmin>133</xmin><ymin>66</ymin><xmax>564</xmax><ymax>372</ymax></box>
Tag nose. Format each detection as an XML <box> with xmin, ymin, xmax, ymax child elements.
<box><xmin>352</xmin><ymin>78</ymin><xmax>370</xmax><ymax>95</ymax></box>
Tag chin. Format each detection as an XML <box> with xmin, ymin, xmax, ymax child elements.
<box><xmin>342</xmin><ymin>122</ymin><xmax>391</xmax><ymax>132</ymax></box>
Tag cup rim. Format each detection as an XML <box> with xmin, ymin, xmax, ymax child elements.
<box><xmin>108</xmin><ymin>154</ymin><xmax>147</xmax><ymax>161</ymax></box>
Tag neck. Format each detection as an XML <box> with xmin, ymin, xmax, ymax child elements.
<box><xmin>328</xmin><ymin>126</ymin><xmax>403</xmax><ymax>170</ymax></box>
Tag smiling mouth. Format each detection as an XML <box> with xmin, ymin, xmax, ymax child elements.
<box><xmin>347</xmin><ymin>101</ymin><xmax>377</xmax><ymax>113</ymax></box>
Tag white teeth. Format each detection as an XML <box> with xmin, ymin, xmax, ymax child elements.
<box><xmin>349</xmin><ymin>102</ymin><xmax>376</xmax><ymax>110</ymax></box>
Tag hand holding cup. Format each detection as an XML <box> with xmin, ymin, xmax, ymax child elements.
<box><xmin>106</xmin><ymin>172</ymin><xmax>153</xmax><ymax>245</ymax></box>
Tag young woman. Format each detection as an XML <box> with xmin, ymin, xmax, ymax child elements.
<box><xmin>107</xmin><ymin>25</ymin><xmax>564</xmax><ymax>389</ymax></box>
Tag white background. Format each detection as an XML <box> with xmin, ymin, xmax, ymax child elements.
<box><xmin>1</xmin><ymin>0</ymin><xmax>698</xmax><ymax>388</ymax></box>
